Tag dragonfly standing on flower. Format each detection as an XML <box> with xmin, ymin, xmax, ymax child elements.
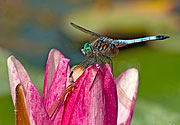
<box><xmin>48</xmin><ymin>22</ymin><xmax>170</xmax><ymax>118</ymax></box>
<box><xmin>70</xmin><ymin>22</ymin><xmax>169</xmax><ymax>89</ymax></box>
<box><xmin>70</xmin><ymin>22</ymin><xmax>169</xmax><ymax>69</ymax></box>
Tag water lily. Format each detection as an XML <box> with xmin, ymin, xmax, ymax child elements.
<box><xmin>7</xmin><ymin>49</ymin><xmax>139</xmax><ymax>125</ymax></box>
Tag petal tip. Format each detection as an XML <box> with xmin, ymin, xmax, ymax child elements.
<box><xmin>125</xmin><ymin>68</ymin><xmax>139</xmax><ymax>80</ymax></box>
<box><xmin>7</xmin><ymin>55</ymin><xmax>15</xmax><ymax>64</ymax></box>
<box><xmin>127</xmin><ymin>68</ymin><xmax>138</xmax><ymax>73</ymax></box>
<box><xmin>49</xmin><ymin>48</ymin><xmax>62</xmax><ymax>55</ymax></box>
<box><xmin>48</xmin><ymin>48</ymin><xmax>65</xmax><ymax>59</ymax></box>
<box><xmin>49</xmin><ymin>48</ymin><xmax>58</xmax><ymax>53</ymax></box>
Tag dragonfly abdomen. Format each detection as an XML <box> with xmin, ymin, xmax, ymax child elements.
<box><xmin>113</xmin><ymin>35</ymin><xmax>169</xmax><ymax>47</ymax></box>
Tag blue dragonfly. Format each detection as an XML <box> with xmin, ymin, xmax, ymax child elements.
<box><xmin>47</xmin><ymin>23</ymin><xmax>169</xmax><ymax>118</ymax></box>
<box><xmin>70</xmin><ymin>22</ymin><xmax>169</xmax><ymax>69</ymax></box>
<box><xmin>70</xmin><ymin>22</ymin><xmax>169</xmax><ymax>90</ymax></box>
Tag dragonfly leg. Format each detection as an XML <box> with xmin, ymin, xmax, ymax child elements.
<box><xmin>80</xmin><ymin>56</ymin><xmax>93</xmax><ymax>68</ymax></box>
<box><xmin>69</xmin><ymin>55</ymin><xmax>102</xmax><ymax>92</ymax></box>
<box><xmin>96</xmin><ymin>55</ymin><xmax>105</xmax><ymax>66</ymax></box>
<box><xmin>102</xmin><ymin>54</ymin><xmax>113</xmax><ymax>72</ymax></box>
<box><xmin>88</xmin><ymin>55</ymin><xmax>104</xmax><ymax>91</ymax></box>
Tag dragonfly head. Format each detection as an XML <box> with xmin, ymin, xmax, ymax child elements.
<box><xmin>81</xmin><ymin>43</ymin><xmax>92</xmax><ymax>56</ymax></box>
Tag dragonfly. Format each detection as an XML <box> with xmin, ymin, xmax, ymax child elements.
<box><xmin>70</xmin><ymin>22</ymin><xmax>169</xmax><ymax>69</ymax></box>
<box><xmin>47</xmin><ymin>22</ymin><xmax>170</xmax><ymax>118</ymax></box>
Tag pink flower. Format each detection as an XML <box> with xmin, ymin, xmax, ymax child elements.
<box><xmin>7</xmin><ymin>49</ymin><xmax>139</xmax><ymax>125</ymax></box>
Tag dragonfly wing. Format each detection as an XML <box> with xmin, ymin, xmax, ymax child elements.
<box><xmin>89</xmin><ymin>35</ymin><xmax>99</xmax><ymax>43</ymax></box>
<box><xmin>80</xmin><ymin>55</ymin><xmax>96</xmax><ymax>68</ymax></box>
<box><xmin>70</xmin><ymin>22</ymin><xmax>103</xmax><ymax>37</ymax></box>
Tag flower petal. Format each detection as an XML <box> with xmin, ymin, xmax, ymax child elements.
<box><xmin>15</xmin><ymin>84</ymin><xmax>30</xmax><ymax>125</ymax></box>
<box><xmin>7</xmin><ymin>56</ymin><xmax>32</xmax><ymax>105</ymax></box>
<box><xmin>45</xmin><ymin>58</ymin><xmax>70</xmax><ymax>124</ymax></box>
<box><xmin>43</xmin><ymin>49</ymin><xmax>65</xmax><ymax>104</ymax></box>
<box><xmin>102</xmin><ymin>63</ymin><xmax>118</xmax><ymax>124</ymax></box>
<box><xmin>115</xmin><ymin>68</ymin><xmax>139</xmax><ymax>125</ymax></box>
<box><xmin>62</xmin><ymin>64</ymin><xmax>117</xmax><ymax>125</ymax></box>
<box><xmin>62</xmin><ymin>65</ymin><xmax>100</xmax><ymax>125</ymax></box>
<box><xmin>26</xmin><ymin>81</ymin><xmax>53</xmax><ymax>125</ymax></box>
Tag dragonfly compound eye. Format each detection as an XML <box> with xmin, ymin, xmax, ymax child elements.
<box><xmin>81</xmin><ymin>43</ymin><xmax>92</xmax><ymax>56</ymax></box>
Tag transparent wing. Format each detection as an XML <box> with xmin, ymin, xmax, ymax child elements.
<box><xmin>89</xmin><ymin>35</ymin><xmax>99</xmax><ymax>43</ymax></box>
<box><xmin>79</xmin><ymin>55</ymin><xmax>96</xmax><ymax>68</ymax></box>
<box><xmin>70</xmin><ymin>22</ymin><xmax>103</xmax><ymax>37</ymax></box>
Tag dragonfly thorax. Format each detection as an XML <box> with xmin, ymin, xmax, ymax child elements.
<box><xmin>81</xmin><ymin>43</ymin><xmax>92</xmax><ymax>56</ymax></box>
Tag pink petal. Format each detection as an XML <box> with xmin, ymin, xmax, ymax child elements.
<box><xmin>43</xmin><ymin>49</ymin><xmax>65</xmax><ymax>104</ymax></box>
<box><xmin>46</xmin><ymin>58</ymin><xmax>70</xmax><ymax>124</ymax></box>
<box><xmin>115</xmin><ymin>68</ymin><xmax>139</xmax><ymax>125</ymax></box>
<box><xmin>7</xmin><ymin>56</ymin><xmax>32</xmax><ymax>105</ymax></box>
<box><xmin>8</xmin><ymin>56</ymin><xmax>53</xmax><ymax>124</ymax></box>
<box><xmin>102</xmin><ymin>63</ymin><xmax>118</xmax><ymax>124</ymax></box>
<box><xmin>62</xmin><ymin>63</ymin><xmax>117</xmax><ymax>125</ymax></box>
<box><xmin>26</xmin><ymin>81</ymin><xmax>53</xmax><ymax>124</ymax></box>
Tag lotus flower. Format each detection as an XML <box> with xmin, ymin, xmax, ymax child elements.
<box><xmin>7</xmin><ymin>49</ymin><xmax>139</xmax><ymax>125</ymax></box>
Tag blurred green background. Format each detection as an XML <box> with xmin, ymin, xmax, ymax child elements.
<box><xmin>0</xmin><ymin>0</ymin><xmax>180</xmax><ymax>124</ymax></box>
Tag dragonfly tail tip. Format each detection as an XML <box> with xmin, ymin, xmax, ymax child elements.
<box><xmin>156</xmin><ymin>35</ymin><xmax>170</xmax><ymax>40</ymax></box>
